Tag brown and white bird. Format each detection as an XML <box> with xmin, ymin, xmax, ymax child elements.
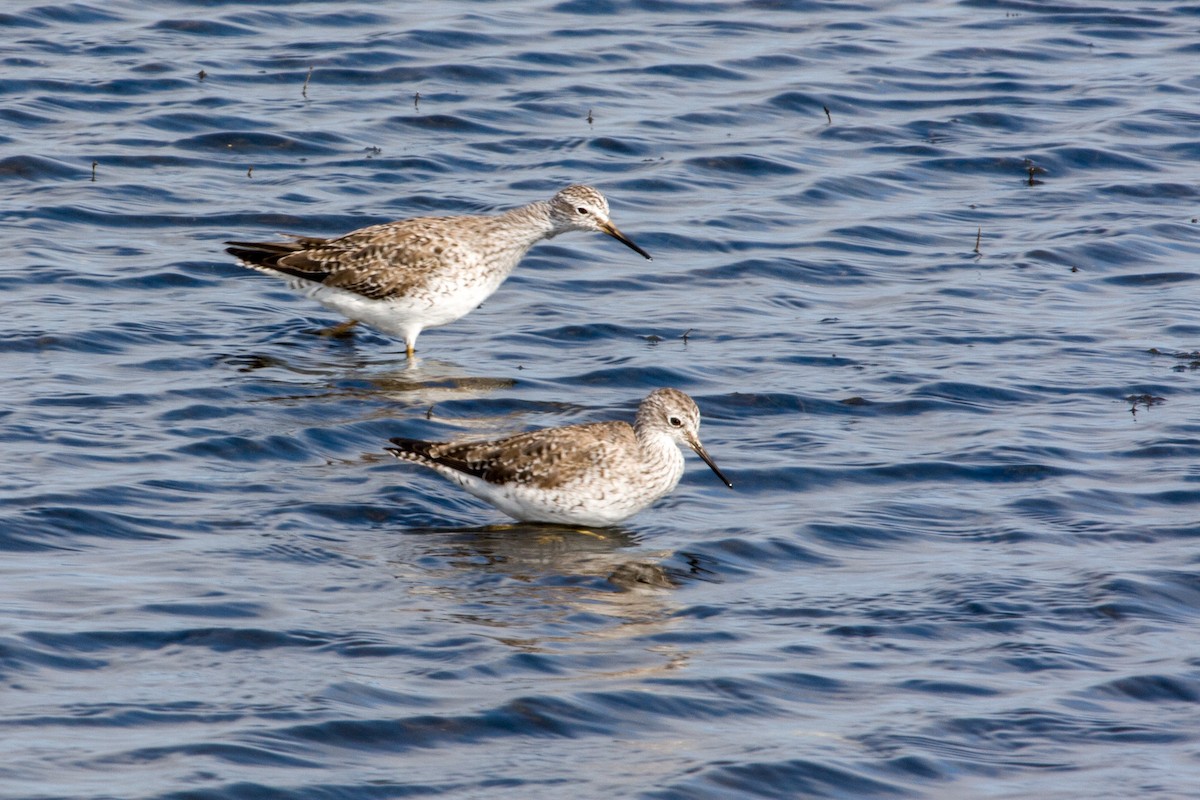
<box><xmin>226</xmin><ymin>185</ymin><xmax>651</xmax><ymax>357</ymax></box>
<box><xmin>386</xmin><ymin>388</ymin><xmax>732</xmax><ymax>527</ymax></box>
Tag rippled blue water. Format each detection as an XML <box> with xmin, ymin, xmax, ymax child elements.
<box><xmin>3</xmin><ymin>1</ymin><xmax>1200</xmax><ymax>798</ymax></box>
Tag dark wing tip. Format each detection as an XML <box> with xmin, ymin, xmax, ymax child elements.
<box><xmin>226</xmin><ymin>241</ymin><xmax>290</xmax><ymax>267</ymax></box>
<box><xmin>225</xmin><ymin>245</ymin><xmax>257</xmax><ymax>261</ymax></box>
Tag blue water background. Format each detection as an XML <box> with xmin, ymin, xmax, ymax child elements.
<box><xmin>3</xmin><ymin>1</ymin><xmax>1200</xmax><ymax>797</ymax></box>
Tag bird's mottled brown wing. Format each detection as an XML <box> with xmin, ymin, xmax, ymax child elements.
<box><xmin>389</xmin><ymin>421</ymin><xmax>636</xmax><ymax>490</ymax></box>
<box><xmin>229</xmin><ymin>217</ymin><xmax>475</xmax><ymax>300</ymax></box>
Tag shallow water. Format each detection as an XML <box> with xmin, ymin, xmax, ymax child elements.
<box><xmin>3</xmin><ymin>1</ymin><xmax>1200</xmax><ymax>798</ymax></box>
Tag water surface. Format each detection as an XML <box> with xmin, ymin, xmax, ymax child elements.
<box><xmin>3</xmin><ymin>1</ymin><xmax>1200</xmax><ymax>798</ymax></box>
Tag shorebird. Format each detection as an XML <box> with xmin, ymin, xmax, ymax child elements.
<box><xmin>386</xmin><ymin>388</ymin><xmax>732</xmax><ymax>527</ymax></box>
<box><xmin>226</xmin><ymin>185</ymin><xmax>651</xmax><ymax>357</ymax></box>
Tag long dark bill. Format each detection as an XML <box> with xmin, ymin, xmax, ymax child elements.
<box><xmin>601</xmin><ymin>221</ymin><xmax>653</xmax><ymax>261</ymax></box>
<box><xmin>690</xmin><ymin>439</ymin><xmax>733</xmax><ymax>489</ymax></box>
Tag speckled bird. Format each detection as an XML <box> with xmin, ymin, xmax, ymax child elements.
<box><xmin>226</xmin><ymin>185</ymin><xmax>651</xmax><ymax>357</ymax></box>
<box><xmin>385</xmin><ymin>388</ymin><xmax>733</xmax><ymax>527</ymax></box>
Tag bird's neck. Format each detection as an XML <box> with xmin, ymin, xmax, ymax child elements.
<box><xmin>495</xmin><ymin>200</ymin><xmax>562</xmax><ymax>244</ymax></box>
<box><xmin>635</xmin><ymin>427</ymin><xmax>687</xmax><ymax>492</ymax></box>
<box><xmin>465</xmin><ymin>202</ymin><xmax>562</xmax><ymax>284</ymax></box>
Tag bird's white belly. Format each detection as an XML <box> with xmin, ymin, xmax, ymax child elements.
<box><xmin>442</xmin><ymin>463</ymin><xmax>684</xmax><ymax>527</ymax></box>
<box><xmin>299</xmin><ymin>278</ymin><xmax>494</xmax><ymax>338</ymax></box>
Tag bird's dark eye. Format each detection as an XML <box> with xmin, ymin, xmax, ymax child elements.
<box><xmin>576</xmin><ymin>207</ymin><xmax>589</xmax><ymax>215</ymax></box>
<box><xmin>668</xmin><ymin>416</ymin><xmax>683</xmax><ymax>428</ymax></box>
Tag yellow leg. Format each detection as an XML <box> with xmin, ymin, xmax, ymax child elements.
<box><xmin>318</xmin><ymin>319</ymin><xmax>359</xmax><ymax>337</ymax></box>
<box><xmin>405</xmin><ymin>340</ymin><xmax>415</xmax><ymax>359</ymax></box>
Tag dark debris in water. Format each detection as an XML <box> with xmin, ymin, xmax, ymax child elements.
<box><xmin>1147</xmin><ymin>348</ymin><xmax>1200</xmax><ymax>371</ymax></box>
<box><xmin>642</xmin><ymin>330</ymin><xmax>696</xmax><ymax>345</ymax></box>
<box><xmin>1023</xmin><ymin>158</ymin><xmax>1047</xmax><ymax>186</ymax></box>
<box><xmin>1126</xmin><ymin>393</ymin><xmax>1165</xmax><ymax>417</ymax></box>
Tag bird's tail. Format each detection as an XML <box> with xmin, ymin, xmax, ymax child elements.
<box><xmin>225</xmin><ymin>237</ymin><xmax>320</xmax><ymax>270</ymax></box>
<box><xmin>386</xmin><ymin>438</ymin><xmax>443</xmax><ymax>466</ymax></box>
